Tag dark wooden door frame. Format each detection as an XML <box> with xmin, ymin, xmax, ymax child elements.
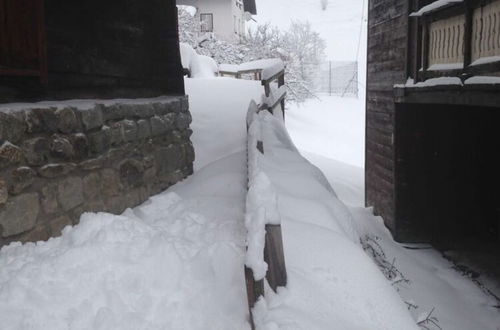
<box><xmin>0</xmin><ymin>0</ymin><xmax>47</xmax><ymax>85</ymax></box>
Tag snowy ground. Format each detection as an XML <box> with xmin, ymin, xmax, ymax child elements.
<box><xmin>285</xmin><ymin>94</ymin><xmax>500</xmax><ymax>329</ymax></box>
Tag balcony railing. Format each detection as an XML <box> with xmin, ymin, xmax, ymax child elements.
<box><xmin>409</xmin><ymin>0</ymin><xmax>500</xmax><ymax>82</ymax></box>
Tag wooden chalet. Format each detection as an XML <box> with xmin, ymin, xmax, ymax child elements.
<box><xmin>367</xmin><ymin>0</ymin><xmax>500</xmax><ymax>259</ymax></box>
<box><xmin>0</xmin><ymin>0</ymin><xmax>184</xmax><ymax>103</ymax></box>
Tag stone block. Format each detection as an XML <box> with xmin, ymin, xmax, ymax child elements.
<box><xmin>105</xmin><ymin>195</ymin><xmax>127</xmax><ymax>215</ymax></box>
<box><xmin>38</xmin><ymin>163</ymin><xmax>76</xmax><ymax>178</ymax></box>
<box><xmin>183</xmin><ymin>143</ymin><xmax>195</xmax><ymax>164</ymax></box>
<box><xmin>176</xmin><ymin>112</ymin><xmax>192</xmax><ymax>130</ymax></box>
<box><xmin>103</xmin><ymin>103</ymin><xmax>134</xmax><ymax>122</ymax></box>
<box><xmin>137</xmin><ymin>119</ymin><xmax>151</xmax><ymax>140</ymax></box>
<box><xmin>180</xmin><ymin>96</ymin><xmax>189</xmax><ymax>113</ymax></box>
<box><xmin>101</xmin><ymin>168</ymin><xmax>121</xmax><ymax>197</ymax></box>
<box><xmin>155</xmin><ymin>144</ymin><xmax>183</xmax><ymax>175</ymax></box>
<box><xmin>150</xmin><ymin>116</ymin><xmax>168</xmax><ymax>136</ymax></box>
<box><xmin>55</xmin><ymin>107</ymin><xmax>77</xmax><ymax>133</ymax></box>
<box><xmin>171</xmin><ymin>130</ymin><xmax>183</xmax><ymax>143</ymax></box>
<box><xmin>22</xmin><ymin>137</ymin><xmax>50</xmax><ymax>166</ymax></box>
<box><xmin>24</xmin><ymin>109</ymin><xmax>44</xmax><ymax>133</ymax></box>
<box><xmin>108</xmin><ymin>122</ymin><xmax>124</xmax><ymax>146</ymax></box>
<box><xmin>22</xmin><ymin>224</ymin><xmax>50</xmax><ymax>242</ymax></box>
<box><xmin>57</xmin><ymin>176</ymin><xmax>84</xmax><ymax>211</ymax></box>
<box><xmin>163</xmin><ymin>113</ymin><xmax>176</xmax><ymax>131</ymax></box>
<box><xmin>0</xmin><ymin>179</ymin><xmax>8</xmax><ymax>205</ymax></box>
<box><xmin>9</xmin><ymin>167</ymin><xmax>36</xmax><ymax>195</ymax></box>
<box><xmin>87</xmin><ymin>128</ymin><xmax>110</xmax><ymax>154</ymax></box>
<box><xmin>80</xmin><ymin>156</ymin><xmax>106</xmax><ymax>170</ymax></box>
<box><xmin>0</xmin><ymin>193</ymin><xmax>39</xmax><ymax>237</ymax></box>
<box><xmin>182</xmin><ymin>128</ymin><xmax>193</xmax><ymax>139</ymax></box>
<box><xmin>119</xmin><ymin>159</ymin><xmax>144</xmax><ymax>188</ymax></box>
<box><xmin>79</xmin><ymin>105</ymin><xmax>104</xmax><ymax>131</ymax></box>
<box><xmin>71</xmin><ymin>133</ymin><xmax>89</xmax><ymax>159</ymax></box>
<box><xmin>0</xmin><ymin>142</ymin><xmax>24</xmax><ymax>169</ymax></box>
<box><xmin>48</xmin><ymin>215</ymin><xmax>72</xmax><ymax>237</ymax></box>
<box><xmin>132</xmin><ymin>104</ymin><xmax>154</xmax><ymax>118</ymax></box>
<box><xmin>83</xmin><ymin>172</ymin><xmax>101</xmax><ymax>199</ymax></box>
<box><xmin>167</xmin><ymin>99</ymin><xmax>181</xmax><ymax>113</ymax></box>
<box><xmin>41</xmin><ymin>184</ymin><xmax>59</xmax><ymax>214</ymax></box>
<box><xmin>50</xmin><ymin>135</ymin><xmax>75</xmax><ymax>160</ymax></box>
<box><xmin>0</xmin><ymin>112</ymin><xmax>26</xmax><ymax>143</ymax></box>
<box><xmin>32</xmin><ymin>108</ymin><xmax>58</xmax><ymax>132</ymax></box>
<box><xmin>120</xmin><ymin>120</ymin><xmax>137</xmax><ymax>142</ymax></box>
<box><xmin>153</xmin><ymin>102</ymin><xmax>170</xmax><ymax>116</ymax></box>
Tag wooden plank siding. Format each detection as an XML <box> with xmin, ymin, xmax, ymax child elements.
<box><xmin>0</xmin><ymin>0</ymin><xmax>184</xmax><ymax>102</ymax></box>
<box><xmin>366</xmin><ymin>0</ymin><xmax>410</xmax><ymax>237</ymax></box>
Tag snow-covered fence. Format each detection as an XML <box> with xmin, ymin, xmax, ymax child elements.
<box><xmin>311</xmin><ymin>61</ymin><xmax>359</xmax><ymax>97</ymax></box>
<box><xmin>244</xmin><ymin>101</ymin><xmax>287</xmax><ymax>328</ymax></box>
<box><xmin>220</xmin><ymin>59</ymin><xmax>287</xmax><ymax>117</ymax></box>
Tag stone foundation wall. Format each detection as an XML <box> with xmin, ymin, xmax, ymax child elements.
<box><xmin>0</xmin><ymin>96</ymin><xmax>194</xmax><ymax>247</ymax></box>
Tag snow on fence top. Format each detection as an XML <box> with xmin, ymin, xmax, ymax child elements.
<box><xmin>220</xmin><ymin>58</ymin><xmax>285</xmax><ymax>80</ymax></box>
<box><xmin>409</xmin><ymin>0</ymin><xmax>463</xmax><ymax>17</ymax></box>
<box><xmin>245</xmin><ymin>101</ymin><xmax>282</xmax><ymax>281</ymax></box>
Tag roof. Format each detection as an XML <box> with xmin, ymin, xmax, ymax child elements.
<box><xmin>243</xmin><ymin>0</ymin><xmax>257</xmax><ymax>15</ymax></box>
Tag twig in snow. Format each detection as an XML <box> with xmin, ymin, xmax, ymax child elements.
<box><xmin>417</xmin><ymin>307</ymin><xmax>442</xmax><ymax>330</ymax></box>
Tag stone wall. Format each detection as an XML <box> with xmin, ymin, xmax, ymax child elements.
<box><xmin>0</xmin><ymin>96</ymin><xmax>193</xmax><ymax>247</ymax></box>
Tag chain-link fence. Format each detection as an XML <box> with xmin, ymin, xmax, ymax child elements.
<box><xmin>310</xmin><ymin>61</ymin><xmax>359</xmax><ymax>97</ymax></box>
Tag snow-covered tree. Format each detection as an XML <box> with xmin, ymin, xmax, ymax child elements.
<box><xmin>177</xmin><ymin>6</ymin><xmax>326</xmax><ymax>103</ymax></box>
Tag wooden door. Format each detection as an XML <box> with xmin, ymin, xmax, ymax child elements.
<box><xmin>0</xmin><ymin>0</ymin><xmax>47</xmax><ymax>83</ymax></box>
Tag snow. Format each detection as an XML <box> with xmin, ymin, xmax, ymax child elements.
<box><xmin>0</xmin><ymin>165</ymin><xmax>250</xmax><ymax>330</ymax></box>
<box><xmin>220</xmin><ymin>59</ymin><xmax>285</xmax><ymax>81</ymax></box>
<box><xmin>262</xmin><ymin>85</ymin><xmax>286</xmax><ymax>109</ymax></box>
<box><xmin>427</xmin><ymin>62</ymin><xmax>464</xmax><ymax>71</ymax></box>
<box><xmin>180</xmin><ymin>43</ymin><xmax>220</xmax><ymax>78</ymax></box>
<box><xmin>396</xmin><ymin>76</ymin><xmax>463</xmax><ymax>88</ymax></box>
<box><xmin>409</xmin><ymin>0</ymin><xmax>463</xmax><ymax>17</ymax></box>
<box><xmin>185</xmin><ymin>77</ymin><xmax>263</xmax><ymax>170</ymax></box>
<box><xmin>286</xmin><ymin>94</ymin><xmax>500</xmax><ymax>329</ymax></box>
<box><xmin>250</xmin><ymin>110</ymin><xmax>418</xmax><ymax>330</ymax></box>
<box><xmin>286</xmin><ymin>96</ymin><xmax>365</xmax><ymax>168</ymax></box>
<box><xmin>0</xmin><ymin>96</ymin><xmax>181</xmax><ymax>113</ymax></box>
<box><xmin>470</xmin><ymin>55</ymin><xmax>500</xmax><ymax>66</ymax></box>
<box><xmin>180</xmin><ymin>42</ymin><xmax>197</xmax><ymax>70</ymax></box>
<box><xmin>465</xmin><ymin>76</ymin><xmax>500</xmax><ymax>85</ymax></box>
<box><xmin>252</xmin><ymin>0</ymin><xmax>368</xmax><ymax>96</ymax></box>
<box><xmin>190</xmin><ymin>55</ymin><xmax>219</xmax><ymax>78</ymax></box>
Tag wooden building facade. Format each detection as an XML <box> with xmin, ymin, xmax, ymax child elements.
<box><xmin>0</xmin><ymin>0</ymin><xmax>184</xmax><ymax>103</ymax></box>
<box><xmin>367</xmin><ymin>0</ymin><xmax>500</xmax><ymax>250</ymax></box>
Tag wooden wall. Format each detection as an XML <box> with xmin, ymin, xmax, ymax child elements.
<box><xmin>366</xmin><ymin>0</ymin><xmax>409</xmax><ymax>239</ymax></box>
<box><xmin>0</xmin><ymin>0</ymin><xmax>184</xmax><ymax>102</ymax></box>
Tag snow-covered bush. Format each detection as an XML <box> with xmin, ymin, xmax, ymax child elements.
<box><xmin>177</xmin><ymin>6</ymin><xmax>326</xmax><ymax>103</ymax></box>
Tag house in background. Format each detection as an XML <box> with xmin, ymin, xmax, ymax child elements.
<box><xmin>178</xmin><ymin>0</ymin><xmax>257</xmax><ymax>41</ymax></box>
<box><xmin>366</xmin><ymin>0</ymin><xmax>500</xmax><ymax>274</ymax></box>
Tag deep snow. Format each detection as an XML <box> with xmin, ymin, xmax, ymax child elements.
<box><xmin>285</xmin><ymin>94</ymin><xmax>500</xmax><ymax>329</ymax></box>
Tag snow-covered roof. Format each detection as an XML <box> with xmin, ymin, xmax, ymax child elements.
<box><xmin>409</xmin><ymin>0</ymin><xmax>463</xmax><ymax>17</ymax></box>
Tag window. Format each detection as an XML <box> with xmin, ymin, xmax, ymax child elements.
<box><xmin>200</xmin><ymin>13</ymin><xmax>213</xmax><ymax>32</ymax></box>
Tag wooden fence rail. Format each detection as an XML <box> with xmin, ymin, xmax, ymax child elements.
<box><xmin>220</xmin><ymin>63</ymin><xmax>286</xmax><ymax>119</ymax></box>
<box><xmin>245</xmin><ymin>96</ymin><xmax>288</xmax><ymax>330</ymax></box>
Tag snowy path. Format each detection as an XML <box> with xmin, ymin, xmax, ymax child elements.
<box><xmin>0</xmin><ymin>78</ymin><xmax>264</xmax><ymax>330</ymax></box>
<box><xmin>0</xmin><ymin>152</ymin><xmax>250</xmax><ymax>329</ymax></box>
